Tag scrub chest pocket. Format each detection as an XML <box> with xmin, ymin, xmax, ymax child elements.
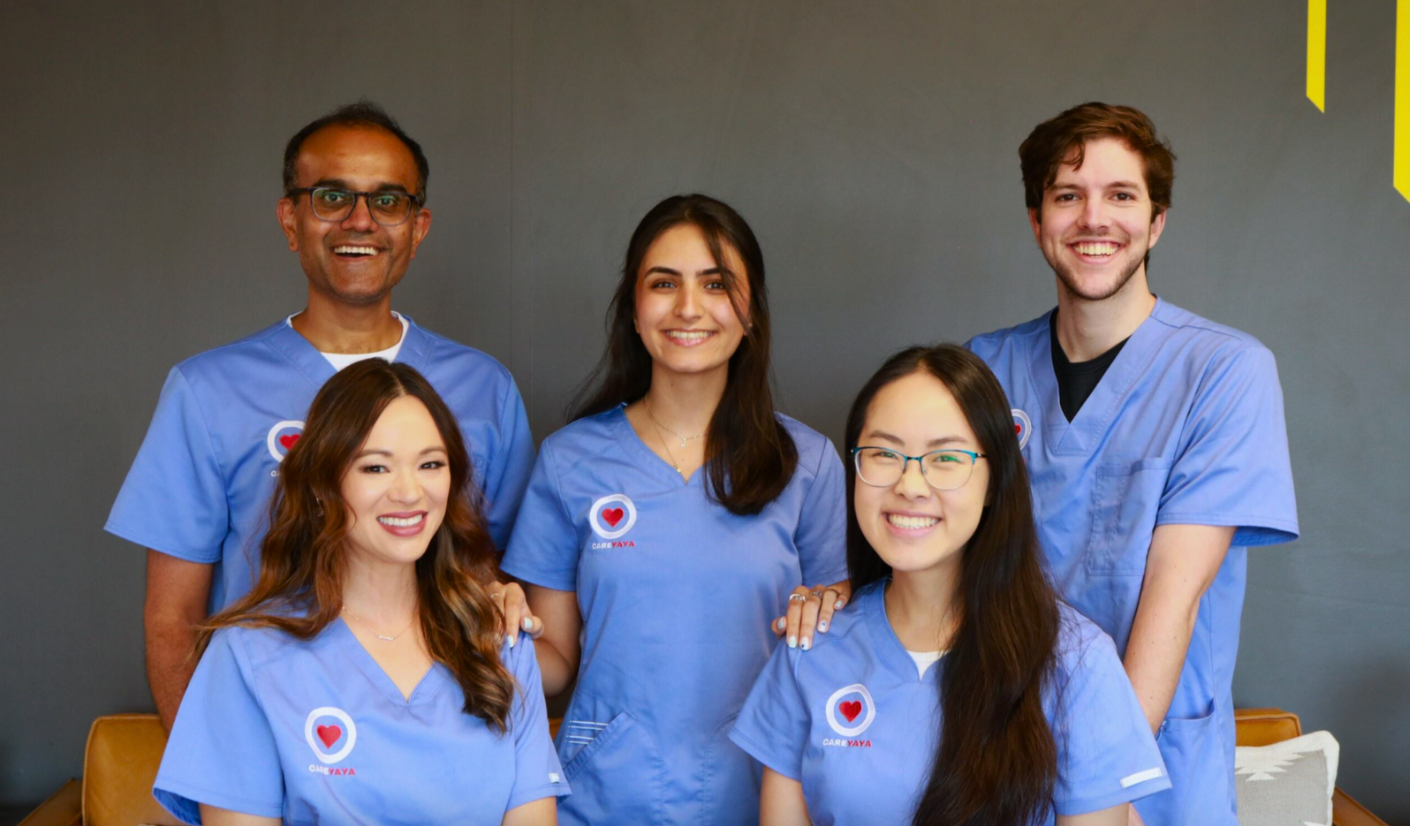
<box><xmin>1086</xmin><ymin>457</ymin><xmax>1173</xmax><ymax>575</ymax></box>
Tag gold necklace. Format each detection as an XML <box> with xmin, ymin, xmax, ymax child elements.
<box><xmin>642</xmin><ymin>397</ymin><xmax>705</xmax><ymax>448</ymax></box>
<box><xmin>342</xmin><ymin>607</ymin><xmax>416</xmax><ymax>642</ymax></box>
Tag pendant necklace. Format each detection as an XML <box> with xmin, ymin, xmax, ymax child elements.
<box><xmin>643</xmin><ymin>397</ymin><xmax>705</xmax><ymax>449</ymax></box>
<box><xmin>342</xmin><ymin>607</ymin><xmax>415</xmax><ymax>642</ymax></box>
<box><xmin>642</xmin><ymin>397</ymin><xmax>703</xmax><ymax>478</ymax></box>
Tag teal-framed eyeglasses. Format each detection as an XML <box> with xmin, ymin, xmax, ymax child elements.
<box><xmin>286</xmin><ymin>187</ymin><xmax>424</xmax><ymax>226</ymax></box>
<box><xmin>851</xmin><ymin>446</ymin><xmax>987</xmax><ymax>491</ymax></box>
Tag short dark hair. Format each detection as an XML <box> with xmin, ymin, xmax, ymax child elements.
<box><xmin>282</xmin><ymin>101</ymin><xmax>430</xmax><ymax>200</ymax></box>
<box><xmin>1019</xmin><ymin>102</ymin><xmax>1175</xmax><ymax>219</ymax></box>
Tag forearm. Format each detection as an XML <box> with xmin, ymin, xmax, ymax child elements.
<box><xmin>532</xmin><ymin>637</ymin><xmax>578</xmax><ymax>697</ymax></box>
<box><xmin>144</xmin><ymin>550</ymin><xmax>213</xmax><ymax>731</ymax></box>
<box><xmin>145</xmin><ymin>613</ymin><xmax>202</xmax><ymax>731</ymax></box>
<box><xmin>1123</xmin><ymin>592</ymin><xmax>1198</xmax><ymax>732</ymax></box>
<box><xmin>1124</xmin><ymin>524</ymin><xmax>1234</xmax><ymax>733</ymax></box>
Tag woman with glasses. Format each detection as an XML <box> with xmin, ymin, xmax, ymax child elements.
<box><xmin>730</xmin><ymin>345</ymin><xmax>1169</xmax><ymax>825</ymax></box>
<box><xmin>501</xmin><ymin>194</ymin><xmax>848</xmax><ymax>825</ymax></box>
<box><xmin>152</xmin><ymin>360</ymin><xmax>566</xmax><ymax>825</ymax></box>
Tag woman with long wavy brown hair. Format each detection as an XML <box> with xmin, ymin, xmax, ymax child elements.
<box><xmin>731</xmin><ymin>345</ymin><xmax>1170</xmax><ymax>825</ymax></box>
<box><xmin>151</xmin><ymin>359</ymin><xmax>567</xmax><ymax>826</ymax></box>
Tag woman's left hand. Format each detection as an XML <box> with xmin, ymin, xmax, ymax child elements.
<box><xmin>773</xmin><ymin>580</ymin><xmax>851</xmax><ymax>651</ymax></box>
<box><xmin>487</xmin><ymin>580</ymin><xmax>543</xmax><ymax>647</ymax></box>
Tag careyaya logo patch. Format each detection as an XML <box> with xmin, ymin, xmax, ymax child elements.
<box><xmin>267</xmin><ymin>420</ymin><xmax>306</xmax><ymax>462</ymax></box>
<box><xmin>823</xmin><ymin>684</ymin><xmax>876</xmax><ymax>746</ymax></box>
<box><xmin>305</xmin><ymin>706</ymin><xmax>357</xmax><ymax>767</ymax></box>
<box><xmin>1011</xmin><ymin>409</ymin><xmax>1032</xmax><ymax>450</ymax></box>
<box><xmin>589</xmin><ymin>493</ymin><xmax>637</xmax><ymax>541</ymax></box>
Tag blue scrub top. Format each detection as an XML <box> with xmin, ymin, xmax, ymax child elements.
<box><xmin>967</xmin><ymin>299</ymin><xmax>1299</xmax><ymax>826</ymax></box>
<box><xmin>153</xmin><ymin>623</ymin><xmax>568</xmax><ymax>825</ymax></box>
<box><xmin>501</xmin><ymin>407</ymin><xmax>848</xmax><ymax>826</ymax></box>
<box><xmin>729</xmin><ymin>581</ymin><xmax>1170</xmax><ymax>824</ymax></box>
<box><xmin>106</xmin><ymin>317</ymin><xmax>536</xmax><ymax>612</ymax></box>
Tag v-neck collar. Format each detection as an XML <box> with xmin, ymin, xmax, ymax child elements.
<box><xmin>1027</xmin><ymin>298</ymin><xmax>1168</xmax><ymax>456</ymax></box>
<box><xmin>261</xmin><ymin>313</ymin><xmax>432</xmax><ymax>389</ymax></box>
<box><xmin>861</xmin><ymin>582</ymin><xmax>935</xmax><ymax>684</ymax></box>
<box><xmin>610</xmin><ymin>404</ymin><xmax>698</xmax><ymax>489</ymax></box>
<box><xmin>332</xmin><ymin>617</ymin><xmax>446</xmax><ymax>707</ymax></box>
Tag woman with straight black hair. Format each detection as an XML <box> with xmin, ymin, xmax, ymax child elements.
<box><xmin>731</xmin><ymin>344</ymin><xmax>1170</xmax><ymax>825</ymax></box>
<box><xmin>502</xmin><ymin>194</ymin><xmax>849</xmax><ymax>825</ymax></box>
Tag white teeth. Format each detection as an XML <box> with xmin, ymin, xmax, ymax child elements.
<box><xmin>888</xmin><ymin>514</ymin><xmax>939</xmax><ymax>529</ymax></box>
<box><xmin>666</xmin><ymin>330</ymin><xmax>712</xmax><ymax>342</ymax></box>
<box><xmin>378</xmin><ymin>514</ymin><xmax>424</xmax><ymax>527</ymax></box>
<box><xmin>1073</xmin><ymin>241</ymin><xmax>1118</xmax><ymax>256</ymax></box>
<box><xmin>333</xmin><ymin>245</ymin><xmax>378</xmax><ymax>255</ymax></box>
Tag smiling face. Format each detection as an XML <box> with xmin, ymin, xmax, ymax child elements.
<box><xmin>853</xmin><ymin>370</ymin><xmax>990</xmax><ymax>578</ymax></box>
<box><xmin>1029</xmin><ymin>136</ymin><xmax>1166</xmax><ymax>303</ymax></box>
<box><xmin>277</xmin><ymin>124</ymin><xmax>432</xmax><ymax>307</ymax></box>
<box><xmin>340</xmin><ymin>395</ymin><xmax>450</xmax><ymax>569</ymax></box>
<box><xmin>634</xmin><ymin>223</ymin><xmax>751</xmax><ymax>382</ymax></box>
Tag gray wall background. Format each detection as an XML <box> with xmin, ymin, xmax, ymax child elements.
<box><xmin>4</xmin><ymin>0</ymin><xmax>1407</xmax><ymax>817</ymax></box>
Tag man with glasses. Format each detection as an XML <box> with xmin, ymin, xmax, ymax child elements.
<box><xmin>965</xmin><ymin>103</ymin><xmax>1298</xmax><ymax>824</ymax></box>
<box><xmin>107</xmin><ymin>102</ymin><xmax>536</xmax><ymax>729</ymax></box>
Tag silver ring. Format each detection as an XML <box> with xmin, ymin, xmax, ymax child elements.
<box><xmin>810</xmin><ymin>590</ymin><xmax>822</xmax><ymax>598</ymax></box>
<box><xmin>788</xmin><ymin>593</ymin><xmax>807</xmax><ymax>603</ymax></box>
<box><xmin>490</xmin><ymin>592</ymin><xmax>504</xmax><ymax>600</ymax></box>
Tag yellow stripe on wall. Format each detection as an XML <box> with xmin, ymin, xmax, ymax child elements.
<box><xmin>1396</xmin><ymin>0</ymin><xmax>1409</xmax><ymax>201</ymax></box>
<box><xmin>1308</xmin><ymin>0</ymin><xmax>1327</xmax><ymax>111</ymax></box>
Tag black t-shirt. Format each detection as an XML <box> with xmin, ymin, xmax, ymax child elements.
<box><xmin>1050</xmin><ymin>312</ymin><xmax>1129</xmax><ymax>422</ymax></box>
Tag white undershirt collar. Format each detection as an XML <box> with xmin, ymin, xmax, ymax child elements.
<box><xmin>286</xmin><ymin>311</ymin><xmax>409</xmax><ymax>371</ymax></box>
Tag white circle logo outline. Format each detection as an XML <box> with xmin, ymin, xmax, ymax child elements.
<box><xmin>304</xmin><ymin>706</ymin><xmax>357</xmax><ymax>764</ymax></box>
<box><xmin>267</xmin><ymin>420</ymin><xmax>306</xmax><ymax>462</ymax></box>
<box><xmin>825</xmin><ymin>683</ymin><xmax>876</xmax><ymax>737</ymax></box>
<box><xmin>1011</xmin><ymin>409</ymin><xmax>1032</xmax><ymax>450</ymax></box>
<box><xmin>589</xmin><ymin>494</ymin><xmax>637</xmax><ymax>539</ymax></box>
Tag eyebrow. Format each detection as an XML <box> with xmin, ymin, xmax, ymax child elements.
<box><xmin>1049</xmin><ymin>181</ymin><xmax>1143</xmax><ymax>192</ymax></box>
<box><xmin>863</xmin><ymin>430</ymin><xmax>970</xmax><ymax>448</ymax></box>
<box><xmin>643</xmin><ymin>266</ymin><xmax>731</xmax><ymax>278</ymax></box>
<box><xmin>311</xmin><ymin>178</ymin><xmax>411</xmax><ymax>194</ymax></box>
<box><xmin>354</xmin><ymin>446</ymin><xmax>447</xmax><ymax>459</ymax></box>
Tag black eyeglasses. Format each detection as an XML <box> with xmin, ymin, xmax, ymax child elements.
<box><xmin>286</xmin><ymin>187</ymin><xmax>424</xmax><ymax>227</ymax></box>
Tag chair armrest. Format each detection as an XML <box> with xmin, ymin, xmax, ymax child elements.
<box><xmin>17</xmin><ymin>779</ymin><xmax>81</xmax><ymax>826</ymax></box>
<box><xmin>1334</xmin><ymin>788</ymin><xmax>1390</xmax><ymax>826</ymax></box>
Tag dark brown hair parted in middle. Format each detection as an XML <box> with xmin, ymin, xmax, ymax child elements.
<box><xmin>198</xmin><ymin>359</ymin><xmax>516</xmax><ymax>733</ymax></box>
<box><xmin>571</xmin><ymin>193</ymin><xmax>798</xmax><ymax>516</ymax></box>
<box><xmin>845</xmin><ymin>344</ymin><xmax>1062</xmax><ymax>826</ymax></box>
<box><xmin>1019</xmin><ymin>101</ymin><xmax>1176</xmax><ymax>219</ymax></box>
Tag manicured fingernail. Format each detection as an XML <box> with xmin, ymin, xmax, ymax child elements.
<box><xmin>835</xmin><ymin>600</ymin><xmax>845</xmax><ymax>610</ymax></box>
<box><xmin>818</xmin><ymin>621</ymin><xmax>828</xmax><ymax>633</ymax></box>
<box><xmin>801</xmin><ymin>637</ymin><xmax>811</xmax><ymax>650</ymax></box>
<box><xmin>508</xmin><ymin>633</ymin><xmax>516</xmax><ymax>647</ymax></box>
<box><xmin>777</xmin><ymin>617</ymin><xmax>787</xmax><ymax>630</ymax></box>
<box><xmin>522</xmin><ymin>617</ymin><xmax>533</xmax><ymax>631</ymax></box>
<box><xmin>788</xmin><ymin>635</ymin><xmax>797</xmax><ymax>649</ymax></box>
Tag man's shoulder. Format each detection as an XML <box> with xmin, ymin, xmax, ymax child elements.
<box><xmin>1149</xmin><ymin>300</ymin><xmax>1279</xmax><ymax>383</ymax></box>
<box><xmin>406</xmin><ymin>320</ymin><xmax>516</xmax><ymax>387</ymax></box>
<box><xmin>964</xmin><ymin>311</ymin><xmax>1052</xmax><ymax>358</ymax></box>
<box><xmin>1149</xmin><ymin>299</ymin><xmax>1271</xmax><ymax>355</ymax></box>
<box><xmin>166</xmin><ymin>321</ymin><xmax>295</xmax><ymax>394</ymax></box>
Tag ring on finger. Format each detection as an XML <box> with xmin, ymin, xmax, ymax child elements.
<box><xmin>490</xmin><ymin>592</ymin><xmax>504</xmax><ymax>600</ymax></box>
<box><xmin>809</xmin><ymin>591</ymin><xmax>822</xmax><ymax>598</ymax></box>
<box><xmin>789</xmin><ymin>593</ymin><xmax>807</xmax><ymax>603</ymax></box>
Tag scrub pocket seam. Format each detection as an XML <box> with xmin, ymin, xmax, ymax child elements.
<box><xmin>560</xmin><ymin>710</ymin><xmax>636</xmax><ymax>781</ymax></box>
<box><xmin>1085</xmin><ymin>457</ymin><xmax>1174</xmax><ymax>576</ymax></box>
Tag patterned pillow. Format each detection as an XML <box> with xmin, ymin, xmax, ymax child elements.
<box><xmin>1234</xmin><ymin>730</ymin><xmax>1339</xmax><ymax>826</ymax></box>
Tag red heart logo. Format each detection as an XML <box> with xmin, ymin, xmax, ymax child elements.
<box><xmin>1014</xmin><ymin>424</ymin><xmax>1022</xmax><ymax>435</ymax></box>
<box><xmin>839</xmin><ymin>700</ymin><xmax>862</xmax><ymax>723</ymax></box>
<box><xmin>316</xmin><ymin>724</ymin><xmax>341</xmax><ymax>748</ymax></box>
<box><xmin>602</xmin><ymin>507</ymin><xmax>624</xmax><ymax>527</ymax></box>
<box><xmin>280</xmin><ymin>433</ymin><xmax>302</xmax><ymax>450</ymax></box>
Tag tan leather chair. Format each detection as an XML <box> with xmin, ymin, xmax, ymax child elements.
<box><xmin>20</xmin><ymin>714</ymin><xmax>177</xmax><ymax>826</ymax></box>
<box><xmin>22</xmin><ymin>710</ymin><xmax>1391</xmax><ymax>825</ymax></box>
<box><xmin>1234</xmin><ymin>708</ymin><xmax>1388</xmax><ymax>826</ymax></box>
